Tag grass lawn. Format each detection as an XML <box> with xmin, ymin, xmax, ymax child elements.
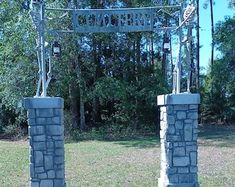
<box><xmin>0</xmin><ymin>126</ymin><xmax>235</xmax><ymax>187</ymax></box>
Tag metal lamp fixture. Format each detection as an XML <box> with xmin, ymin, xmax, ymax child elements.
<box><xmin>52</xmin><ymin>41</ymin><xmax>61</xmax><ymax>57</ymax></box>
<box><xmin>163</xmin><ymin>36</ymin><xmax>171</xmax><ymax>54</ymax></box>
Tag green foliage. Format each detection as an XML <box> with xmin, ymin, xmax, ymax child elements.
<box><xmin>201</xmin><ymin>16</ymin><xmax>235</xmax><ymax>124</ymax></box>
<box><xmin>0</xmin><ymin>0</ymin><xmax>175</xmax><ymax>136</ymax></box>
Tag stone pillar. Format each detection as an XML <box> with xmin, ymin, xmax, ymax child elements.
<box><xmin>23</xmin><ymin>97</ymin><xmax>66</xmax><ymax>187</ymax></box>
<box><xmin>157</xmin><ymin>94</ymin><xmax>200</xmax><ymax>187</ymax></box>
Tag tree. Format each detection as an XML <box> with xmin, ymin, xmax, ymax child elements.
<box><xmin>202</xmin><ymin>16</ymin><xmax>235</xmax><ymax>123</ymax></box>
<box><xmin>203</xmin><ymin>0</ymin><xmax>215</xmax><ymax>66</ymax></box>
<box><xmin>228</xmin><ymin>0</ymin><xmax>235</xmax><ymax>8</ymax></box>
<box><xmin>196</xmin><ymin>0</ymin><xmax>200</xmax><ymax>90</ymax></box>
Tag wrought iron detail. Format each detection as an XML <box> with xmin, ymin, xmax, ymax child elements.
<box><xmin>28</xmin><ymin>1</ymin><xmax>196</xmax><ymax>97</ymax></box>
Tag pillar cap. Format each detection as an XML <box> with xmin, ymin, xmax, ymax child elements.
<box><xmin>23</xmin><ymin>97</ymin><xmax>64</xmax><ymax>109</ymax></box>
<box><xmin>157</xmin><ymin>93</ymin><xmax>200</xmax><ymax>106</ymax></box>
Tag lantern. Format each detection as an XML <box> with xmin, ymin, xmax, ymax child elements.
<box><xmin>52</xmin><ymin>41</ymin><xmax>61</xmax><ymax>57</ymax></box>
<box><xmin>163</xmin><ymin>36</ymin><xmax>171</xmax><ymax>54</ymax></box>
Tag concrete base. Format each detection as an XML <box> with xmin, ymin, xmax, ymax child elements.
<box><xmin>158</xmin><ymin>178</ymin><xmax>199</xmax><ymax>187</ymax></box>
<box><xmin>157</xmin><ymin>93</ymin><xmax>200</xmax><ymax>106</ymax></box>
<box><xmin>24</xmin><ymin>97</ymin><xmax>66</xmax><ymax>187</ymax></box>
<box><xmin>157</xmin><ymin>93</ymin><xmax>200</xmax><ymax>187</ymax></box>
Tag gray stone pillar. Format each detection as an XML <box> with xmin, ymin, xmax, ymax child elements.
<box><xmin>23</xmin><ymin>97</ymin><xmax>66</xmax><ymax>187</ymax></box>
<box><xmin>157</xmin><ymin>94</ymin><xmax>200</xmax><ymax>187</ymax></box>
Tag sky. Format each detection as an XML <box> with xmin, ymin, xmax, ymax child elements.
<box><xmin>199</xmin><ymin>1</ymin><xmax>235</xmax><ymax>69</ymax></box>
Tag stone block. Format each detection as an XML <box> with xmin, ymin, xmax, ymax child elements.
<box><xmin>179</xmin><ymin>174</ymin><xmax>189</xmax><ymax>183</ymax></box>
<box><xmin>174</xmin><ymin>105</ymin><xmax>188</xmax><ymax>111</ymax></box>
<box><xmin>168</xmin><ymin>174</ymin><xmax>179</xmax><ymax>183</ymax></box>
<box><xmin>190</xmin><ymin>166</ymin><xmax>198</xmax><ymax>173</ymax></box>
<box><xmin>54</xmin><ymin>109</ymin><xmax>63</xmax><ymax>116</ymax></box>
<box><xmin>186</xmin><ymin>145</ymin><xmax>197</xmax><ymax>153</ymax></box>
<box><xmin>36</xmin><ymin>109</ymin><xmax>54</xmax><ymax>118</ymax></box>
<box><xmin>23</xmin><ymin>97</ymin><xmax>64</xmax><ymax>109</ymax></box>
<box><xmin>167</xmin><ymin>115</ymin><xmax>175</xmax><ymax>124</ymax></box>
<box><xmin>166</xmin><ymin>168</ymin><xmax>177</xmax><ymax>174</ymax></box>
<box><xmin>29</xmin><ymin>126</ymin><xmax>45</xmax><ymax>136</ymax></box>
<box><xmin>175</xmin><ymin>121</ymin><xmax>183</xmax><ymax>130</ymax></box>
<box><xmin>54</xmin><ymin>180</ymin><xmax>64</xmax><ymax>187</ymax></box>
<box><xmin>47</xmin><ymin>141</ymin><xmax>54</xmax><ymax>149</ymax></box>
<box><xmin>38</xmin><ymin>173</ymin><xmax>47</xmax><ymax>179</ymax></box>
<box><xmin>31</xmin><ymin>181</ymin><xmax>39</xmax><ymax>187</ymax></box>
<box><xmin>177</xmin><ymin>112</ymin><xmax>186</xmax><ymax>120</ymax></box>
<box><xmin>173</xmin><ymin>143</ymin><xmax>178</xmax><ymax>147</ymax></box>
<box><xmin>161</xmin><ymin>107</ymin><xmax>167</xmax><ymax>112</ymax></box>
<box><xmin>184</xmin><ymin>119</ymin><xmax>193</xmax><ymax>123</ymax></box>
<box><xmin>45</xmin><ymin>155</ymin><xmax>53</xmax><ymax>170</ymax></box>
<box><xmin>35</xmin><ymin>167</ymin><xmax>44</xmax><ymax>173</ymax></box>
<box><xmin>28</xmin><ymin>118</ymin><xmax>36</xmax><ymax>126</ymax></box>
<box><xmin>173</xmin><ymin>147</ymin><xmax>185</xmax><ymax>156</ymax></box>
<box><xmin>52</xmin><ymin>117</ymin><xmax>61</xmax><ymax>124</ymax></box>
<box><xmin>56</xmin><ymin>169</ymin><xmax>65</xmax><ymax>179</ymax></box>
<box><xmin>40</xmin><ymin>180</ymin><xmax>54</xmax><ymax>187</ymax></box>
<box><xmin>48</xmin><ymin>170</ymin><xmax>56</xmax><ymax>179</ymax></box>
<box><xmin>55</xmin><ymin>141</ymin><xmax>64</xmax><ymax>148</ymax></box>
<box><xmin>178</xmin><ymin>167</ymin><xmax>189</xmax><ymax>173</ymax></box>
<box><xmin>35</xmin><ymin>151</ymin><xmax>44</xmax><ymax>167</ymax></box>
<box><xmin>57</xmin><ymin>164</ymin><xmax>65</xmax><ymax>170</ymax></box>
<box><xmin>160</xmin><ymin>130</ymin><xmax>166</xmax><ymax>139</ymax></box>
<box><xmin>160</xmin><ymin>121</ymin><xmax>167</xmax><ymax>130</ymax></box>
<box><xmin>33</xmin><ymin>142</ymin><xmax>46</xmax><ymax>151</ymax></box>
<box><xmin>168</xmin><ymin>125</ymin><xmax>176</xmax><ymax>135</ymax></box>
<box><xmin>188</xmin><ymin>112</ymin><xmax>198</xmax><ymax>120</ymax></box>
<box><xmin>33</xmin><ymin>135</ymin><xmax>46</xmax><ymax>142</ymax></box>
<box><xmin>28</xmin><ymin>109</ymin><xmax>36</xmax><ymax>118</ymax></box>
<box><xmin>184</xmin><ymin>124</ymin><xmax>193</xmax><ymax>141</ymax></box>
<box><xmin>178</xmin><ymin>142</ymin><xmax>186</xmax><ymax>146</ymax></box>
<box><xmin>52</xmin><ymin>136</ymin><xmax>64</xmax><ymax>141</ymax></box>
<box><xmin>157</xmin><ymin>94</ymin><xmax>200</xmax><ymax>106</ymax></box>
<box><xmin>161</xmin><ymin>111</ymin><xmax>166</xmax><ymax>121</ymax></box>
<box><xmin>166</xmin><ymin>106</ymin><xmax>174</xmax><ymax>114</ymax></box>
<box><xmin>189</xmin><ymin>105</ymin><xmax>198</xmax><ymax>110</ymax></box>
<box><xmin>193</xmin><ymin>133</ymin><xmax>198</xmax><ymax>141</ymax></box>
<box><xmin>30</xmin><ymin>163</ymin><xmax>35</xmax><ymax>178</ymax></box>
<box><xmin>30</xmin><ymin>155</ymin><xmax>34</xmax><ymax>163</ymax></box>
<box><xmin>186</xmin><ymin>142</ymin><xmax>196</xmax><ymax>146</ymax></box>
<box><xmin>190</xmin><ymin>152</ymin><xmax>197</xmax><ymax>166</ymax></box>
<box><xmin>189</xmin><ymin>174</ymin><xmax>198</xmax><ymax>183</ymax></box>
<box><xmin>173</xmin><ymin>157</ymin><xmax>190</xmax><ymax>167</ymax></box>
<box><xmin>167</xmin><ymin>135</ymin><xmax>182</xmax><ymax>142</ymax></box>
<box><xmin>36</xmin><ymin>118</ymin><xmax>53</xmax><ymax>125</ymax></box>
<box><xmin>55</xmin><ymin>156</ymin><xmax>64</xmax><ymax>164</ymax></box>
<box><xmin>47</xmin><ymin>125</ymin><xmax>63</xmax><ymax>136</ymax></box>
<box><xmin>55</xmin><ymin>149</ymin><xmax>64</xmax><ymax>156</ymax></box>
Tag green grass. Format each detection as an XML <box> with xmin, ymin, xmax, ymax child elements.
<box><xmin>0</xmin><ymin>126</ymin><xmax>235</xmax><ymax>187</ymax></box>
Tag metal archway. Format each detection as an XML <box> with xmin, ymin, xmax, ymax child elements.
<box><xmin>30</xmin><ymin>0</ymin><xmax>196</xmax><ymax>97</ymax></box>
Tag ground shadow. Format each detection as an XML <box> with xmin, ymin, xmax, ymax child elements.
<box><xmin>113</xmin><ymin>136</ymin><xmax>160</xmax><ymax>149</ymax></box>
<box><xmin>198</xmin><ymin>125</ymin><xmax>235</xmax><ymax>148</ymax></box>
<box><xmin>65</xmin><ymin>133</ymin><xmax>160</xmax><ymax>149</ymax></box>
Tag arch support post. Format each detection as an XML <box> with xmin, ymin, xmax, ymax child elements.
<box><xmin>157</xmin><ymin>94</ymin><xmax>200</xmax><ymax>187</ymax></box>
<box><xmin>23</xmin><ymin>97</ymin><xmax>66</xmax><ymax>187</ymax></box>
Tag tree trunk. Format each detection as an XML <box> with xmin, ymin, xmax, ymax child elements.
<box><xmin>196</xmin><ymin>0</ymin><xmax>200</xmax><ymax>90</ymax></box>
<box><xmin>150</xmin><ymin>33</ymin><xmax>154</xmax><ymax>66</ymax></box>
<box><xmin>162</xmin><ymin>34</ymin><xmax>167</xmax><ymax>82</ymax></box>
<box><xmin>135</xmin><ymin>34</ymin><xmax>142</xmax><ymax>130</ymax></box>
<box><xmin>76</xmin><ymin>58</ymin><xmax>86</xmax><ymax>131</ymax></box>
<box><xmin>68</xmin><ymin>62</ymin><xmax>79</xmax><ymax>129</ymax></box>
<box><xmin>210</xmin><ymin>0</ymin><xmax>214</xmax><ymax>66</ymax></box>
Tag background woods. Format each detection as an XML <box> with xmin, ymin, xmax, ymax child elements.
<box><xmin>0</xmin><ymin>0</ymin><xmax>234</xmax><ymax>137</ymax></box>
